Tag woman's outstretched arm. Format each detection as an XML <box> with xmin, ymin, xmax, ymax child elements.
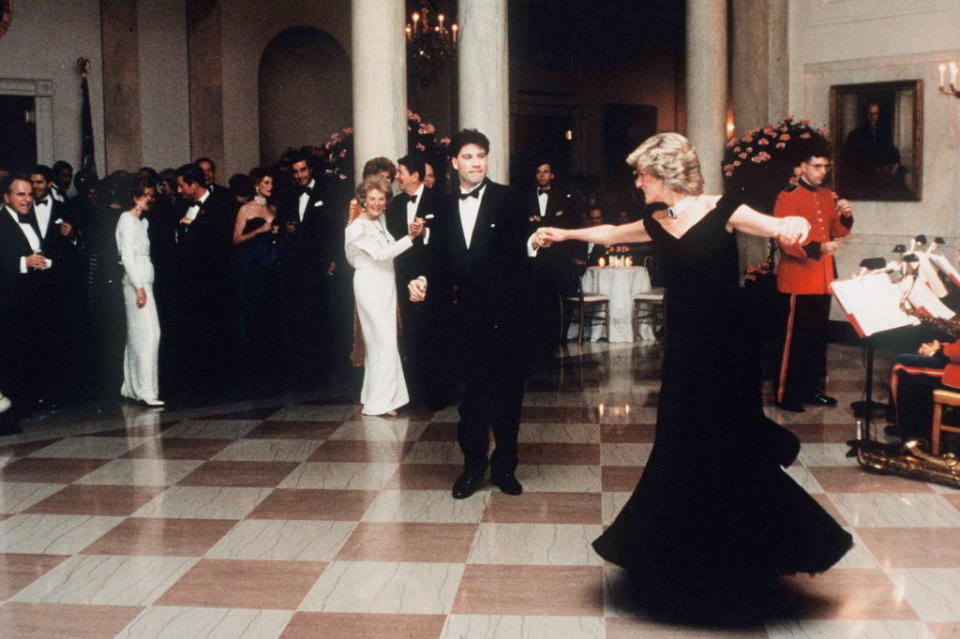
<box><xmin>728</xmin><ymin>204</ymin><xmax>810</xmax><ymax>247</ymax></box>
<box><xmin>540</xmin><ymin>219</ymin><xmax>651</xmax><ymax>247</ymax></box>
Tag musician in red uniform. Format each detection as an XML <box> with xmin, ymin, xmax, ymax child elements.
<box><xmin>889</xmin><ymin>339</ymin><xmax>960</xmax><ymax>442</ymax></box>
<box><xmin>774</xmin><ymin>147</ymin><xmax>854</xmax><ymax>412</ymax></box>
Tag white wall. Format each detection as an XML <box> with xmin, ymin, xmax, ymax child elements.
<box><xmin>138</xmin><ymin>0</ymin><xmax>190</xmax><ymax>171</ymax></box>
<box><xmin>789</xmin><ymin>0</ymin><xmax>960</xmax><ymax>291</ymax></box>
<box><xmin>0</xmin><ymin>0</ymin><xmax>106</xmax><ymax>172</ymax></box>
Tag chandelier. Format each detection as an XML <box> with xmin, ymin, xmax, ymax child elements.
<box><xmin>405</xmin><ymin>1</ymin><xmax>458</xmax><ymax>85</ymax></box>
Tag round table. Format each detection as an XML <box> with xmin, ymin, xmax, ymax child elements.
<box><xmin>569</xmin><ymin>266</ymin><xmax>653</xmax><ymax>343</ymax></box>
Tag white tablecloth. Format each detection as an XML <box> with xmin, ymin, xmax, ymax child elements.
<box><xmin>568</xmin><ymin>266</ymin><xmax>653</xmax><ymax>343</ymax></box>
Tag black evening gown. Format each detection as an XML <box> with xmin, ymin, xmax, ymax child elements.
<box><xmin>235</xmin><ymin>217</ymin><xmax>281</xmax><ymax>373</ymax></box>
<box><xmin>593</xmin><ymin>196</ymin><xmax>852</xmax><ymax>591</ymax></box>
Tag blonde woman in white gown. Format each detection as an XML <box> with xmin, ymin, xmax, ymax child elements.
<box><xmin>345</xmin><ymin>175</ymin><xmax>424</xmax><ymax>416</ymax></box>
<box><xmin>116</xmin><ymin>177</ymin><xmax>164</xmax><ymax>407</ymax></box>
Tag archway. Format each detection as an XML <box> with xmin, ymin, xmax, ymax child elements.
<box><xmin>258</xmin><ymin>26</ymin><xmax>351</xmax><ymax>165</ymax></box>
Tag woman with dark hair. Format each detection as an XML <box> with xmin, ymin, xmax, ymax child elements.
<box><xmin>232</xmin><ymin>167</ymin><xmax>281</xmax><ymax>374</ymax></box>
<box><xmin>115</xmin><ymin>177</ymin><xmax>163</xmax><ymax>406</ymax></box>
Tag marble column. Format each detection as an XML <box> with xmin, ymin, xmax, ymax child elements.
<box><xmin>101</xmin><ymin>0</ymin><xmax>142</xmax><ymax>172</ymax></box>
<box><xmin>685</xmin><ymin>0</ymin><xmax>727</xmax><ymax>195</ymax></box>
<box><xmin>458</xmin><ymin>0</ymin><xmax>509</xmax><ymax>183</ymax></box>
<box><xmin>352</xmin><ymin>0</ymin><xmax>407</xmax><ymax>180</ymax></box>
<box><xmin>186</xmin><ymin>0</ymin><xmax>224</xmax><ymax>168</ymax></box>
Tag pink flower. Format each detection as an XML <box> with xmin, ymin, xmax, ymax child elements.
<box><xmin>738</xmin><ymin>152</ymin><xmax>747</xmax><ymax>159</ymax></box>
<box><xmin>415</xmin><ymin>143</ymin><xmax>426</xmax><ymax>151</ymax></box>
<box><xmin>726</xmin><ymin>137</ymin><xmax>740</xmax><ymax>148</ymax></box>
<box><xmin>799</xmin><ymin>132</ymin><xmax>811</xmax><ymax>139</ymax></box>
<box><xmin>724</xmin><ymin>171</ymin><xmax>733</xmax><ymax>177</ymax></box>
<box><xmin>723</xmin><ymin>163</ymin><xmax>735</xmax><ymax>172</ymax></box>
<box><xmin>439</xmin><ymin>137</ymin><xmax>451</xmax><ymax>146</ymax></box>
<box><xmin>339</xmin><ymin>150</ymin><xmax>347</xmax><ymax>158</ymax></box>
<box><xmin>763</xmin><ymin>127</ymin><xmax>776</xmax><ymax>136</ymax></box>
<box><xmin>745</xmin><ymin>147</ymin><xmax>753</xmax><ymax>153</ymax></box>
<box><xmin>331</xmin><ymin>133</ymin><xmax>342</xmax><ymax>143</ymax></box>
<box><xmin>780</xmin><ymin>134</ymin><xmax>791</xmax><ymax>141</ymax></box>
<box><xmin>743</xmin><ymin>134</ymin><xmax>754</xmax><ymax>143</ymax></box>
<box><xmin>779</xmin><ymin>126</ymin><xmax>788</xmax><ymax>133</ymax></box>
<box><xmin>758</xmin><ymin>138</ymin><xmax>769</xmax><ymax>145</ymax></box>
<box><xmin>733</xmin><ymin>146</ymin><xmax>741</xmax><ymax>153</ymax></box>
<box><xmin>733</xmin><ymin>160</ymin><xmax>741</xmax><ymax>166</ymax></box>
<box><xmin>342</xmin><ymin>127</ymin><xmax>353</xmax><ymax>135</ymax></box>
<box><xmin>775</xmin><ymin>142</ymin><xmax>786</xmax><ymax>149</ymax></box>
<box><xmin>800</xmin><ymin>119</ymin><xmax>810</xmax><ymax>125</ymax></box>
<box><xmin>819</xmin><ymin>128</ymin><xmax>830</xmax><ymax>136</ymax></box>
<box><xmin>407</xmin><ymin>110</ymin><xmax>421</xmax><ymax>122</ymax></box>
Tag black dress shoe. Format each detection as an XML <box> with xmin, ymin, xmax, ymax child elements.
<box><xmin>491</xmin><ymin>473</ymin><xmax>523</xmax><ymax>496</ymax></box>
<box><xmin>805</xmin><ymin>393</ymin><xmax>838</xmax><ymax>406</ymax></box>
<box><xmin>452</xmin><ymin>471</ymin><xmax>485</xmax><ymax>499</ymax></box>
<box><xmin>776</xmin><ymin>400</ymin><xmax>805</xmax><ymax>413</ymax></box>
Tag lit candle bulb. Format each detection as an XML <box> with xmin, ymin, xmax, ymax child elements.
<box><xmin>405</xmin><ymin>25</ymin><xmax>412</xmax><ymax>41</ymax></box>
<box><xmin>451</xmin><ymin>23</ymin><xmax>458</xmax><ymax>43</ymax></box>
<box><xmin>951</xmin><ymin>62</ymin><xmax>959</xmax><ymax>88</ymax></box>
<box><xmin>939</xmin><ymin>63</ymin><xmax>947</xmax><ymax>90</ymax></box>
<box><xmin>598</xmin><ymin>257</ymin><xmax>605</xmax><ymax>267</ymax></box>
<box><xmin>411</xmin><ymin>12</ymin><xmax>419</xmax><ymax>38</ymax></box>
<box><xmin>438</xmin><ymin>13</ymin><xmax>445</xmax><ymax>26</ymax></box>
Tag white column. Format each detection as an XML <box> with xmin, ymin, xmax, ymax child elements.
<box><xmin>685</xmin><ymin>0</ymin><xmax>727</xmax><ymax>194</ymax></box>
<box><xmin>458</xmin><ymin>0</ymin><xmax>509</xmax><ymax>183</ymax></box>
<box><xmin>352</xmin><ymin>0</ymin><xmax>408</xmax><ymax>180</ymax></box>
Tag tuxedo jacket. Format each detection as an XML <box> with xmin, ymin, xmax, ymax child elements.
<box><xmin>423</xmin><ymin>180</ymin><xmax>531</xmax><ymax>343</ymax></box>
<box><xmin>175</xmin><ymin>187</ymin><xmax>236</xmax><ymax>285</ymax></box>
<box><xmin>385</xmin><ymin>187</ymin><xmax>445</xmax><ymax>288</ymax></box>
<box><xmin>278</xmin><ymin>178</ymin><xmax>339</xmax><ymax>277</ymax></box>
<box><xmin>0</xmin><ymin>208</ymin><xmax>55</xmax><ymax>325</ymax></box>
<box><xmin>524</xmin><ymin>187</ymin><xmax>571</xmax><ymax>232</ymax></box>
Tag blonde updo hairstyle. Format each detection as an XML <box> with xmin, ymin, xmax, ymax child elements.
<box><xmin>626</xmin><ymin>132</ymin><xmax>704</xmax><ymax>197</ymax></box>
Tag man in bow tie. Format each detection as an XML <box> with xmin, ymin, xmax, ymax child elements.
<box><xmin>278</xmin><ymin>152</ymin><xmax>340</xmax><ymax>390</ymax></box>
<box><xmin>0</xmin><ymin>176</ymin><xmax>64</xmax><ymax>418</ymax></box>
<box><xmin>386</xmin><ymin>154</ymin><xmax>448</xmax><ymax>409</ymax></box>
<box><xmin>408</xmin><ymin>129</ymin><xmax>547</xmax><ymax>499</ymax></box>
<box><xmin>171</xmin><ymin>163</ymin><xmax>237</xmax><ymax>397</ymax></box>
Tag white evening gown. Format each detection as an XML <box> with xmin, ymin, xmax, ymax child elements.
<box><xmin>345</xmin><ymin>217</ymin><xmax>413</xmax><ymax>415</ymax></box>
<box><xmin>116</xmin><ymin>211</ymin><xmax>161</xmax><ymax>401</ymax></box>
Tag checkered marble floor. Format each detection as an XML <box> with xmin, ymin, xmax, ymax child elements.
<box><xmin>0</xmin><ymin>342</ymin><xmax>958</xmax><ymax>638</ymax></box>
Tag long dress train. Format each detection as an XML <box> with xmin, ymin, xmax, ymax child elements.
<box><xmin>345</xmin><ymin>217</ymin><xmax>413</xmax><ymax>415</ymax></box>
<box><xmin>116</xmin><ymin>212</ymin><xmax>160</xmax><ymax>402</ymax></box>
<box><xmin>593</xmin><ymin>196</ymin><xmax>852</xmax><ymax>594</ymax></box>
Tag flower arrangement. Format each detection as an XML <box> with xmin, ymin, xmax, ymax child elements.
<box><xmin>314</xmin><ymin>110</ymin><xmax>450</xmax><ymax>186</ymax></box>
<box><xmin>722</xmin><ymin>116</ymin><xmax>830</xmax><ymax>214</ymax></box>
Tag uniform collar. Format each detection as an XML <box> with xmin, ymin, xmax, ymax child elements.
<box><xmin>798</xmin><ymin>177</ymin><xmax>817</xmax><ymax>192</ymax></box>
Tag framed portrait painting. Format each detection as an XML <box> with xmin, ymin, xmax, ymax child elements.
<box><xmin>829</xmin><ymin>80</ymin><xmax>922</xmax><ymax>201</ymax></box>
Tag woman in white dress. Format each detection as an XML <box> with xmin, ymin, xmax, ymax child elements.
<box><xmin>116</xmin><ymin>177</ymin><xmax>164</xmax><ymax>407</ymax></box>
<box><xmin>345</xmin><ymin>175</ymin><xmax>424</xmax><ymax>416</ymax></box>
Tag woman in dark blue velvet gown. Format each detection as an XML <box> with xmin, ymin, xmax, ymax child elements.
<box><xmin>542</xmin><ymin>133</ymin><xmax>852</xmax><ymax>598</ymax></box>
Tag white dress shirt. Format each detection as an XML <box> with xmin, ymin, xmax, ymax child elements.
<box><xmin>537</xmin><ymin>188</ymin><xmax>549</xmax><ymax>217</ymax></box>
<box><xmin>298</xmin><ymin>179</ymin><xmax>316</xmax><ymax>222</ymax></box>
<box><xmin>406</xmin><ymin>183</ymin><xmax>429</xmax><ymax>245</ymax></box>
<box><xmin>185</xmin><ymin>189</ymin><xmax>209</xmax><ymax>221</ymax></box>
<box><xmin>33</xmin><ymin>197</ymin><xmax>51</xmax><ymax>238</ymax></box>
<box><xmin>459</xmin><ymin>183</ymin><xmax>485</xmax><ymax>249</ymax></box>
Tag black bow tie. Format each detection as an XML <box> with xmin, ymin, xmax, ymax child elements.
<box><xmin>408</xmin><ymin>194</ymin><xmax>418</xmax><ymax>204</ymax></box>
<box><xmin>35</xmin><ymin>198</ymin><xmax>49</xmax><ymax>206</ymax></box>
<box><xmin>537</xmin><ymin>188</ymin><xmax>549</xmax><ymax>197</ymax></box>
<box><xmin>300</xmin><ymin>186</ymin><xmax>314</xmax><ymax>197</ymax></box>
<box><xmin>19</xmin><ymin>209</ymin><xmax>42</xmax><ymax>236</ymax></box>
<box><xmin>459</xmin><ymin>186</ymin><xmax>482</xmax><ymax>200</ymax></box>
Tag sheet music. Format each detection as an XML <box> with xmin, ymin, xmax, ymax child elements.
<box><xmin>906</xmin><ymin>275</ymin><xmax>956</xmax><ymax>319</ymax></box>
<box><xmin>927</xmin><ymin>252</ymin><xmax>960</xmax><ymax>288</ymax></box>
<box><xmin>830</xmin><ymin>272</ymin><xmax>920</xmax><ymax>337</ymax></box>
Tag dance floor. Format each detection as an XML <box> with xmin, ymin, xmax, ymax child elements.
<box><xmin>0</xmin><ymin>342</ymin><xmax>958</xmax><ymax>638</ymax></box>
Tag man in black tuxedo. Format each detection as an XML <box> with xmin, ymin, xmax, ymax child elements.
<box><xmin>569</xmin><ymin>206</ymin><xmax>608</xmax><ymax>267</ymax></box>
<box><xmin>0</xmin><ymin>176</ymin><xmax>67</xmax><ymax>418</ymax></box>
<box><xmin>51</xmin><ymin>160</ymin><xmax>74</xmax><ymax>203</ymax></box>
<box><xmin>525</xmin><ymin>160</ymin><xmax>576</xmax><ymax>356</ymax></box>
<box><xmin>195</xmin><ymin>157</ymin><xmax>226</xmax><ymax>195</ymax></box>
<box><xmin>408</xmin><ymin>129</ymin><xmax>546</xmax><ymax>499</ymax></box>
<box><xmin>386</xmin><ymin>154</ymin><xmax>448</xmax><ymax>409</ymax></box>
<box><xmin>278</xmin><ymin>152</ymin><xmax>337</xmax><ymax>389</ymax></box>
<box><xmin>173</xmin><ymin>163</ymin><xmax>237</xmax><ymax>395</ymax></box>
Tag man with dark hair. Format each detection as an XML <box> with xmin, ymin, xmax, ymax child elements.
<box><xmin>172</xmin><ymin>162</ymin><xmax>237</xmax><ymax>395</ymax></box>
<box><xmin>0</xmin><ymin>175</ymin><xmax>64</xmax><ymax>417</ymax></box>
<box><xmin>408</xmin><ymin>129</ymin><xmax>546</xmax><ymax>499</ymax></box>
<box><xmin>386</xmin><ymin>154</ymin><xmax>448</xmax><ymax>409</ymax></box>
<box><xmin>278</xmin><ymin>152</ymin><xmax>336</xmax><ymax>389</ymax></box>
<box><xmin>775</xmin><ymin>146</ymin><xmax>854</xmax><ymax>412</ymax></box>
<box><xmin>51</xmin><ymin>160</ymin><xmax>73</xmax><ymax>202</ymax></box>
<box><xmin>423</xmin><ymin>160</ymin><xmax>437</xmax><ymax>189</ymax></box>
<box><xmin>194</xmin><ymin>156</ymin><xmax>223</xmax><ymax>192</ymax></box>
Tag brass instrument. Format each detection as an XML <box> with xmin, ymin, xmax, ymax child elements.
<box><xmin>853</xmin><ymin>421</ymin><xmax>960</xmax><ymax>489</ymax></box>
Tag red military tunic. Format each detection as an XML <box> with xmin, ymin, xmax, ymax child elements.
<box><xmin>774</xmin><ymin>180</ymin><xmax>853</xmax><ymax>294</ymax></box>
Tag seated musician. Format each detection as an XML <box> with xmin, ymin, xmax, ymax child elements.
<box><xmin>889</xmin><ymin>338</ymin><xmax>960</xmax><ymax>443</ymax></box>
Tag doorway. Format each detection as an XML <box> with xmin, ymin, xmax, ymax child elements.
<box><xmin>0</xmin><ymin>95</ymin><xmax>37</xmax><ymax>172</ymax></box>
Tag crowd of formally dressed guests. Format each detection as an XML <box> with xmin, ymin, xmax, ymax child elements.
<box><xmin>0</xmin><ymin>142</ymin><xmax>646</xmax><ymax>435</ymax></box>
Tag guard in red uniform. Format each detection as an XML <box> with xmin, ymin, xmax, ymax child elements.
<box><xmin>775</xmin><ymin>151</ymin><xmax>854</xmax><ymax>412</ymax></box>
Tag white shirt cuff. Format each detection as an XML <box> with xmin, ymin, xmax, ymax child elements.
<box><xmin>526</xmin><ymin>233</ymin><xmax>539</xmax><ymax>257</ymax></box>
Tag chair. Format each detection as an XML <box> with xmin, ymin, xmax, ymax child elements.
<box><xmin>931</xmin><ymin>389</ymin><xmax>960</xmax><ymax>455</ymax></box>
<box><xmin>633</xmin><ymin>288</ymin><xmax>665</xmax><ymax>340</ymax></box>
<box><xmin>560</xmin><ymin>280</ymin><xmax>610</xmax><ymax>344</ymax></box>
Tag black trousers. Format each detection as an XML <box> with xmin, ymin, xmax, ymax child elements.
<box><xmin>454</xmin><ymin>321</ymin><xmax>527</xmax><ymax>476</ymax></box>
<box><xmin>398</xmin><ymin>295</ymin><xmax>450</xmax><ymax>407</ymax></box>
<box><xmin>890</xmin><ymin>353</ymin><xmax>947</xmax><ymax>440</ymax></box>
<box><xmin>777</xmin><ymin>293</ymin><xmax>831</xmax><ymax>404</ymax></box>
